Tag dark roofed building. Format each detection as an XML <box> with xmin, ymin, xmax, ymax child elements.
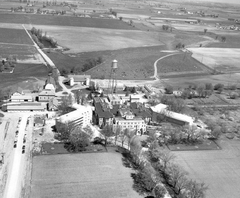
<box><xmin>94</xmin><ymin>102</ymin><xmax>113</xmax><ymax>127</ymax></box>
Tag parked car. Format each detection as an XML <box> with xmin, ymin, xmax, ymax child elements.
<box><xmin>15</xmin><ymin>131</ymin><xmax>19</xmax><ymax>135</ymax></box>
<box><xmin>22</xmin><ymin>145</ymin><xmax>25</xmax><ymax>150</ymax></box>
<box><xmin>13</xmin><ymin>141</ymin><xmax>17</xmax><ymax>148</ymax></box>
<box><xmin>22</xmin><ymin>149</ymin><xmax>25</xmax><ymax>154</ymax></box>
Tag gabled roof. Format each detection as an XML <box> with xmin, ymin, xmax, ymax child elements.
<box><xmin>39</xmin><ymin>89</ymin><xmax>55</xmax><ymax>96</ymax></box>
<box><xmin>45</xmin><ymin>75</ymin><xmax>56</xmax><ymax>87</ymax></box>
<box><xmin>69</xmin><ymin>75</ymin><xmax>91</xmax><ymax>82</ymax></box>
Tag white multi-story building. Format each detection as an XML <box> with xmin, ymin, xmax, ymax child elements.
<box><xmin>56</xmin><ymin>105</ymin><xmax>92</xmax><ymax>128</ymax></box>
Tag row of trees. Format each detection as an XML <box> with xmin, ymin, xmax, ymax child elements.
<box><xmin>30</xmin><ymin>27</ymin><xmax>57</xmax><ymax>49</ymax></box>
<box><xmin>125</xmin><ymin>139</ymin><xmax>207</xmax><ymax>197</ymax></box>
<box><xmin>60</xmin><ymin>57</ymin><xmax>103</xmax><ymax>76</ymax></box>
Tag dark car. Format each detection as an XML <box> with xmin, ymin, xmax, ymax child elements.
<box><xmin>14</xmin><ymin>142</ymin><xmax>17</xmax><ymax>148</ymax></box>
<box><xmin>22</xmin><ymin>145</ymin><xmax>25</xmax><ymax>150</ymax></box>
<box><xmin>22</xmin><ymin>149</ymin><xmax>25</xmax><ymax>154</ymax></box>
<box><xmin>23</xmin><ymin>137</ymin><xmax>26</xmax><ymax>143</ymax></box>
<box><xmin>15</xmin><ymin>131</ymin><xmax>19</xmax><ymax>135</ymax></box>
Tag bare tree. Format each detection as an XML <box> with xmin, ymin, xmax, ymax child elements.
<box><xmin>101</xmin><ymin>124</ymin><xmax>114</xmax><ymax>147</ymax></box>
<box><xmin>114</xmin><ymin>125</ymin><xmax>121</xmax><ymax>145</ymax></box>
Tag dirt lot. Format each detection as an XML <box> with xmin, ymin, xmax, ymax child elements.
<box><xmin>173</xmin><ymin>137</ymin><xmax>240</xmax><ymax>198</ymax></box>
<box><xmin>189</xmin><ymin>48</ymin><xmax>240</xmax><ymax>73</ymax></box>
<box><xmin>30</xmin><ymin>152</ymin><xmax>142</xmax><ymax>198</ymax></box>
<box><xmin>30</xmin><ymin>25</ymin><xmax>164</xmax><ymax>53</ymax></box>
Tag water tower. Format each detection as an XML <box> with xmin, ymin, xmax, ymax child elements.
<box><xmin>108</xmin><ymin>60</ymin><xmax>118</xmax><ymax>95</ymax></box>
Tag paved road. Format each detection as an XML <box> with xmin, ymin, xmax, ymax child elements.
<box><xmin>3</xmin><ymin>115</ymin><xmax>28</xmax><ymax>198</ymax></box>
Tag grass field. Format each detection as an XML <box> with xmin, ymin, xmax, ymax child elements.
<box><xmin>32</xmin><ymin>25</ymin><xmax>164</xmax><ymax>53</ymax></box>
<box><xmin>0</xmin><ymin>13</ymin><xmax>136</xmax><ymax>30</ymax></box>
<box><xmin>48</xmin><ymin>45</ymin><xmax>166</xmax><ymax>80</ymax></box>
<box><xmin>157</xmin><ymin>53</ymin><xmax>211</xmax><ymax>76</ymax></box>
<box><xmin>189</xmin><ymin>48</ymin><xmax>240</xmax><ymax>73</ymax></box>
<box><xmin>85</xmin><ymin>45</ymin><xmax>167</xmax><ymax>80</ymax></box>
<box><xmin>0</xmin><ymin>27</ymin><xmax>33</xmax><ymax>45</ymax></box>
<box><xmin>30</xmin><ymin>152</ymin><xmax>142</xmax><ymax>198</ymax></box>
<box><xmin>0</xmin><ymin>63</ymin><xmax>49</xmax><ymax>89</ymax></box>
<box><xmin>173</xmin><ymin>138</ymin><xmax>240</xmax><ymax>198</ymax></box>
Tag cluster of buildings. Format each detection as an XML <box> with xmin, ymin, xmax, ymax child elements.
<box><xmin>2</xmin><ymin>74</ymin><xmax>58</xmax><ymax>112</ymax></box>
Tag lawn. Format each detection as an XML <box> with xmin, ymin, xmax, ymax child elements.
<box><xmin>0</xmin><ymin>27</ymin><xmax>33</xmax><ymax>45</ymax></box>
<box><xmin>0</xmin><ymin>13</ymin><xmax>137</xmax><ymax>30</ymax></box>
<box><xmin>31</xmin><ymin>25</ymin><xmax>163</xmax><ymax>53</ymax></box>
<box><xmin>0</xmin><ymin>63</ymin><xmax>49</xmax><ymax>89</ymax></box>
<box><xmin>189</xmin><ymin>48</ymin><xmax>240</xmax><ymax>73</ymax></box>
<box><xmin>30</xmin><ymin>152</ymin><xmax>142</xmax><ymax>198</ymax></box>
<box><xmin>173</xmin><ymin>138</ymin><xmax>240</xmax><ymax>198</ymax></box>
<box><xmin>157</xmin><ymin>53</ymin><xmax>211</xmax><ymax>76</ymax></box>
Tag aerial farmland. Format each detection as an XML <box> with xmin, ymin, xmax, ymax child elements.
<box><xmin>0</xmin><ymin>0</ymin><xmax>240</xmax><ymax>198</ymax></box>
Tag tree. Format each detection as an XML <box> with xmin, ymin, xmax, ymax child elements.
<box><xmin>101</xmin><ymin>124</ymin><xmax>114</xmax><ymax>147</ymax></box>
<box><xmin>58</xmin><ymin>94</ymin><xmax>73</xmax><ymax>115</ymax></box>
<box><xmin>74</xmin><ymin>90</ymin><xmax>81</xmax><ymax>104</ymax></box>
<box><xmin>161</xmin><ymin>95</ymin><xmax>186</xmax><ymax>113</ymax></box>
<box><xmin>119</xmin><ymin>16</ymin><xmax>123</xmax><ymax>20</ymax></box>
<box><xmin>55</xmin><ymin>122</ymin><xmax>74</xmax><ymax>141</ymax></box>
<box><xmin>165</xmin><ymin>86</ymin><xmax>173</xmax><ymax>94</ymax></box>
<box><xmin>114</xmin><ymin>125</ymin><xmax>121</xmax><ymax>145</ymax></box>
<box><xmin>221</xmin><ymin>36</ymin><xmax>226</xmax><ymax>42</ymax></box>
<box><xmin>125</xmin><ymin>129</ymin><xmax>135</xmax><ymax>149</ymax></box>
<box><xmin>166</xmin><ymin>163</ymin><xmax>189</xmax><ymax>195</ymax></box>
<box><xmin>184</xmin><ymin>180</ymin><xmax>208</xmax><ymax>198</ymax></box>
<box><xmin>204</xmin><ymin>29</ymin><xmax>207</xmax><ymax>34</ymax></box>
<box><xmin>66</xmin><ymin>128</ymin><xmax>90</xmax><ymax>152</ymax></box>
<box><xmin>214</xmin><ymin>83</ymin><xmax>224</xmax><ymax>93</ymax></box>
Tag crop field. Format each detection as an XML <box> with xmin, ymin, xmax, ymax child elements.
<box><xmin>189</xmin><ymin>48</ymin><xmax>240</xmax><ymax>73</ymax></box>
<box><xmin>173</xmin><ymin>138</ymin><xmax>240</xmax><ymax>198</ymax></box>
<box><xmin>0</xmin><ymin>63</ymin><xmax>49</xmax><ymax>89</ymax></box>
<box><xmin>156</xmin><ymin>73</ymin><xmax>240</xmax><ymax>90</ymax></box>
<box><xmin>30</xmin><ymin>152</ymin><xmax>142</xmax><ymax>198</ymax></box>
<box><xmin>0</xmin><ymin>44</ymin><xmax>44</xmax><ymax>63</ymax></box>
<box><xmin>157</xmin><ymin>53</ymin><xmax>211</xmax><ymax>76</ymax></box>
<box><xmin>32</xmin><ymin>25</ymin><xmax>164</xmax><ymax>53</ymax></box>
<box><xmin>0</xmin><ymin>27</ymin><xmax>33</xmax><ymax>45</ymax></box>
<box><xmin>0</xmin><ymin>13</ymin><xmax>136</xmax><ymax>30</ymax></box>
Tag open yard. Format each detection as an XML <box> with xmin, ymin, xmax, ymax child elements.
<box><xmin>0</xmin><ymin>27</ymin><xmax>33</xmax><ymax>45</ymax></box>
<box><xmin>31</xmin><ymin>25</ymin><xmax>164</xmax><ymax>53</ymax></box>
<box><xmin>0</xmin><ymin>13</ymin><xmax>136</xmax><ymax>30</ymax></box>
<box><xmin>188</xmin><ymin>48</ymin><xmax>240</xmax><ymax>73</ymax></box>
<box><xmin>30</xmin><ymin>152</ymin><xmax>142</xmax><ymax>198</ymax></box>
<box><xmin>173</xmin><ymin>138</ymin><xmax>240</xmax><ymax>198</ymax></box>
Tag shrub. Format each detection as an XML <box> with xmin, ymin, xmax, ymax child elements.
<box><xmin>165</xmin><ymin>86</ymin><xmax>173</xmax><ymax>94</ymax></box>
<box><xmin>214</xmin><ymin>83</ymin><xmax>224</xmax><ymax>90</ymax></box>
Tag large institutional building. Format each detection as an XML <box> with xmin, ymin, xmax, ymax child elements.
<box><xmin>56</xmin><ymin>105</ymin><xmax>92</xmax><ymax>128</ymax></box>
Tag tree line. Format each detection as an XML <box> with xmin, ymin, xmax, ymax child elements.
<box><xmin>30</xmin><ymin>27</ymin><xmax>58</xmax><ymax>49</ymax></box>
<box><xmin>123</xmin><ymin>137</ymin><xmax>207</xmax><ymax>198</ymax></box>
